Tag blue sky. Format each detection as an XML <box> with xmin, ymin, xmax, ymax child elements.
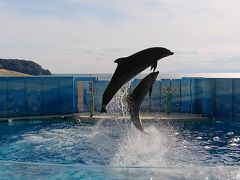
<box><xmin>0</xmin><ymin>0</ymin><xmax>239</xmax><ymax>73</ymax></box>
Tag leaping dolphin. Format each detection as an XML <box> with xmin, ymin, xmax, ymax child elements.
<box><xmin>126</xmin><ymin>71</ymin><xmax>159</xmax><ymax>132</ymax></box>
<box><xmin>101</xmin><ymin>47</ymin><xmax>173</xmax><ymax>113</ymax></box>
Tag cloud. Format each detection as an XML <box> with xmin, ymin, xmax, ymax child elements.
<box><xmin>0</xmin><ymin>0</ymin><xmax>240</xmax><ymax>73</ymax></box>
<box><xmin>159</xmin><ymin>50</ymin><xmax>240</xmax><ymax>73</ymax></box>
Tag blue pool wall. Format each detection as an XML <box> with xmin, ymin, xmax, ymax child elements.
<box><xmin>0</xmin><ymin>76</ymin><xmax>95</xmax><ymax>118</ymax></box>
<box><xmin>94</xmin><ymin>78</ymin><xmax>240</xmax><ymax>121</ymax></box>
<box><xmin>0</xmin><ymin>76</ymin><xmax>240</xmax><ymax>121</ymax></box>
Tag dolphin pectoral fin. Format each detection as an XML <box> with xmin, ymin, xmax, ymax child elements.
<box><xmin>150</xmin><ymin>61</ymin><xmax>158</xmax><ymax>72</ymax></box>
<box><xmin>150</xmin><ymin>64</ymin><xmax>154</xmax><ymax>71</ymax></box>
<box><xmin>149</xmin><ymin>85</ymin><xmax>153</xmax><ymax>97</ymax></box>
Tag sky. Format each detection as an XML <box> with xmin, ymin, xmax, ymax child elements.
<box><xmin>0</xmin><ymin>0</ymin><xmax>239</xmax><ymax>74</ymax></box>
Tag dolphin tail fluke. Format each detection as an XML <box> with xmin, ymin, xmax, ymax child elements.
<box><xmin>101</xmin><ymin>106</ymin><xmax>107</xmax><ymax>113</ymax></box>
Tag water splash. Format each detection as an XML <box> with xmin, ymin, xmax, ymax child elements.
<box><xmin>83</xmin><ymin>80</ymin><xmax>133</xmax><ymax>155</ymax></box>
<box><xmin>111</xmin><ymin>124</ymin><xmax>200</xmax><ymax>167</ymax></box>
<box><xmin>105</xmin><ymin>80</ymin><xmax>132</xmax><ymax>117</ymax></box>
<box><xmin>98</xmin><ymin>80</ymin><xmax>201</xmax><ymax>167</ymax></box>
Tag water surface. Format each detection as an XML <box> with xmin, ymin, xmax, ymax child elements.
<box><xmin>0</xmin><ymin>119</ymin><xmax>239</xmax><ymax>179</ymax></box>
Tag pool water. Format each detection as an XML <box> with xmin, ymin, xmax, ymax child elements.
<box><xmin>0</xmin><ymin>119</ymin><xmax>240</xmax><ymax>179</ymax></box>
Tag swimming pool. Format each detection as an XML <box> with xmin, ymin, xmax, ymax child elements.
<box><xmin>0</xmin><ymin>119</ymin><xmax>240</xmax><ymax>179</ymax></box>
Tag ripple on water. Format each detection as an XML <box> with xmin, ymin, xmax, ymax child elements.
<box><xmin>0</xmin><ymin>117</ymin><xmax>240</xmax><ymax>167</ymax></box>
<box><xmin>229</xmin><ymin>137</ymin><xmax>240</xmax><ymax>143</ymax></box>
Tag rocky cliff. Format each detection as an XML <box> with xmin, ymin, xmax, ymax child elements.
<box><xmin>0</xmin><ymin>59</ymin><xmax>51</xmax><ymax>75</ymax></box>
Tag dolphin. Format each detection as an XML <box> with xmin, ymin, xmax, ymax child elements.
<box><xmin>126</xmin><ymin>71</ymin><xmax>159</xmax><ymax>132</ymax></box>
<box><xmin>101</xmin><ymin>47</ymin><xmax>173</xmax><ymax>113</ymax></box>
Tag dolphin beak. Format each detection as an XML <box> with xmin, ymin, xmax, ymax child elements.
<box><xmin>170</xmin><ymin>51</ymin><xmax>174</xmax><ymax>55</ymax></box>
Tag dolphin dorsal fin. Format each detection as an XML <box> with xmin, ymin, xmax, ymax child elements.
<box><xmin>114</xmin><ymin>57</ymin><xmax>126</xmax><ymax>64</ymax></box>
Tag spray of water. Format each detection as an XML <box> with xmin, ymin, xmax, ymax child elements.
<box><xmin>93</xmin><ymin>79</ymin><xmax>197</xmax><ymax>167</ymax></box>
<box><xmin>88</xmin><ymin>79</ymin><xmax>202</xmax><ymax>167</ymax></box>
<box><xmin>92</xmin><ymin>80</ymin><xmax>133</xmax><ymax>137</ymax></box>
<box><xmin>76</xmin><ymin>81</ymin><xmax>132</xmax><ymax>159</ymax></box>
<box><xmin>105</xmin><ymin>80</ymin><xmax>132</xmax><ymax>117</ymax></box>
<box><xmin>110</xmin><ymin>124</ymin><xmax>199</xmax><ymax>167</ymax></box>
<box><xmin>85</xmin><ymin>81</ymin><xmax>132</xmax><ymax>143</ymax></box>
<box><xmin>84</xmin><ymin>81</ymin><xmax>129</xmax><ymax>143</ymax></box>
